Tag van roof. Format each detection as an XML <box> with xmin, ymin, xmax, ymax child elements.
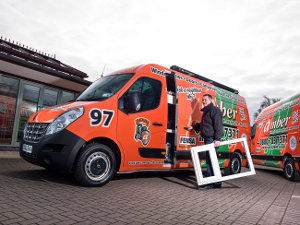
<box><xmin>170</xmin><ymin>65</ymin><xmax>239</xmax><ymax>94</ymax></box>
<box><xmin>107</xmin><ymin>65</ymin><xmax>145</xmax><ymax>76</ymax></box>
<box><xmin>108</xmin><ymin>63</ymin><xmax>240</xmax><ymax>95</ymax></box>
<box><xmin>255</xmin><ymin>93</ymin><xmax>300</xmax><ymax>122</ymax></box>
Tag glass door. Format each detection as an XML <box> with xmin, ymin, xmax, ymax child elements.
<box><xmin>17</xmin><ymin>84</ymin><xmax>41</xmax><ymax>142</ymax></box>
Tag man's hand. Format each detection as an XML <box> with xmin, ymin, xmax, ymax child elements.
<box><xmin>186</xmin><ymin>126</ymin><xmax>193</xmax><ymax>131</ymax></box>
<box><xmin>214</xmin><ymin>140</ymin><xmax>220</xmax><ymax>147</ymax></box>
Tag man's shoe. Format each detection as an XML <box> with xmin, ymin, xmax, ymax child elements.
<box><xmin>197</xmin><ymin>185</ymin><xmax>213</xmax><ymax>190</ymax></box>
<box><xmin>213</xmin><ymin>183</ymin><xmax>222</xmax><ymax>188</ymax></box>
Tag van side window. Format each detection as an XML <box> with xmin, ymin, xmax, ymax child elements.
<box><xmin>121</xmin><ymin>77</ymin><xmax>162</xmax><ymax>113</ymax></box>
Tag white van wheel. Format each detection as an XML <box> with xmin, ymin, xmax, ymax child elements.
<box><xmin>284</xmin><ymin>158</ymin><xmax>296</xmax><ymax>181</ymax></box>
<box><xmin>75</xmin><ymin>143</ymin><xmax>116</xmax><ymax>186</ymax></box>
<box><xmin>85</xmin><ymin>152</ymin><xmax>111</xmax><ymax>181</ymax></box>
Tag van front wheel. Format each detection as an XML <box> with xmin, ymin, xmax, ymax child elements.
<box><xmin>284</xmin><ymin>158</ymin><xmax>296</xmax><ymax>181</ymax></box>
<box><xmin>74</xmin><ymin>143</ymin><xmax>116</xmax><ymax>187</ymax></box>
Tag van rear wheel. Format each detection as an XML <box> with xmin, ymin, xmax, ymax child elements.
<box><xmin>229</xmin><ymin>152</ymin><xmax>242</xmax><ymax>174</ymax></box>
<box><xmin>284</xmin><ymin>158</ymin><xmax>296</xmax><ymax>181</ymax></box>
<box><xmin>74</xmin><ymin>143</ymin><xmax>116</xmax><ymax>187</ymax></box>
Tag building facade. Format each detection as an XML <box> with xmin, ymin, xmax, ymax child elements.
<box><xmin>0</xmin><ymin>38</ymin><xmax>91</xmax><ymax>149</ymax></box>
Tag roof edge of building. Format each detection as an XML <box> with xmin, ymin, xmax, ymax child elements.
<box><xmin>0</xmin><ymin>38</ymin><xmax>88</xmax><ymax>78</ymax></box>
<box><xmin>0</xmin><ymin>52</ymin><xmax>92</xmax><ymax>86</ymax></box>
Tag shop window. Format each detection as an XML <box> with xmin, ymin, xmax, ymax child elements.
<box><xmin>0</xmin><ymin>76</ymin><xmax>19</xmax><ymax>144</ymax></box>
<box><xmin>61</xmin><ymin>91</ymin><xmax>75</xmax><ymax>103</ymax></box>
<box><xmin>43</xmin><ymin>88</ymin><xmax>58</xmax><ymax>107</ymax></box>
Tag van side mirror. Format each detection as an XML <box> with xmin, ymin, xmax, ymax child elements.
<box><xmin>126</xmin><ymin>90</ymin><xmax>142</xmax><ymax>112</ymax></box>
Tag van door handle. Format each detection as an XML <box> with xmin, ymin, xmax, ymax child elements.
<box><xmin>152</xmin><ymin>123</ymin><xmax>163</xmax><ymax>126</ymax></box>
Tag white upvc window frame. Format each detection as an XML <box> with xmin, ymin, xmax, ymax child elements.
<box><xmin>191</xmin><ymin>137</ymin><xmax>256</xmax><ymax>186</ymax></box>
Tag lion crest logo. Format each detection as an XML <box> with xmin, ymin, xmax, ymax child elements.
<box><xmin>134</xmin><ymin>118</ymin><xmax>151</xmax><ymax>146</ymax></box>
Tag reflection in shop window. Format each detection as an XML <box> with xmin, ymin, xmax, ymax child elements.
<box><xmin>62</xmin><ymin>91</ymin><xmax>75</xmax><ymax>103</ymax></box>
<box><xmin>23</xmin><ymin>84</ymin><xmax>40</xmax><ymax>103</ymax></box>
<box><xmin>18</xmin><ymin>84</ymin><xmax>40</xmax><ymax>142</ymax></box>
<box><xmin>43</xmin><ymin>89</ymin><xmax>58</xmax><ymax>107</ymax></box>
<box><xmin>0</xmin><ymin>76</ymin><xmax>19</xmax><ymax>144</ymax></box>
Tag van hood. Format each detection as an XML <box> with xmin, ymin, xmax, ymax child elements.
<box><xmin>28</xmin><ymin>101</ymin><xmax>95</xmax><ymax>123</ymax></box>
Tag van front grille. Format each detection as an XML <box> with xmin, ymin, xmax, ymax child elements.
<box><xmin>23</xmin><ymin>123</ymin><xmax>49</xmax><ymax>143</ymax></box>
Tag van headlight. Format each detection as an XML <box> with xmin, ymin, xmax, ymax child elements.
<box><xmin>45</xmin><ymin>107</ymin><xmax>84</xmax><ymax>135</ymax></box>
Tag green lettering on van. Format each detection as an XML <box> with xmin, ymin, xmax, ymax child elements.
<box><xmin>264</xmin><ymin>160</ymin><xmax>280</xmax><ymax>167</ymax></box>
<box><xmin>270</xmin><ymin>95</ymin><xmax>298</xmax><ymax>134</ymax></box>
<box><xmin>215</xmin><ymin>87</ymin><xmax>238</xmax><ymax>152</ymax></box>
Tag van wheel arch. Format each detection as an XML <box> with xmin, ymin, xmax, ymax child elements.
<box><xmin>234</xmin><ymin>150</ymin><xmax>243</xmax><ymax>160</ymax></box>
<box><xmin>73</xmin><ymin>137</ymin><xmax>122</xmax><ymax>173</ymax></box>
<box><xmin>283</xmin><ymin>154</ymin><xmax>298</xmax><ymax>181</ymax></box>
<box><xmin>283</xmin><ymin>154</ymin><xmax>292</xmax><ymax>166</ymax></box>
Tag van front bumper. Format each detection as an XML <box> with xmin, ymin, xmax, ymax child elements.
<box><xmin>19</xmin><ymin>129</ymin><xmax>86</xmax><ymax>172</ymax></box>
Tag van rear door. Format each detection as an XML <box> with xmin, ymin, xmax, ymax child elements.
<box><xmin>175</xmin><ymin>73</ymin><xmax>204</xmax><ymax>154</ymax></box>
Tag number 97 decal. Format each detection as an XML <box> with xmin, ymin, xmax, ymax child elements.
<box><xmin>89</xmin><ymin>109</ymin><xmax>114</xmax><ymax>127</ymax></box>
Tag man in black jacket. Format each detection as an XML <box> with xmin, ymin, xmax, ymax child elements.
<box><xmin>187</xmin><ymin>94</ymin><xmax>223</xmax><ymax>189</ymax></box>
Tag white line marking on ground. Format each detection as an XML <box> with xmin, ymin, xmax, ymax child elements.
<box><xmin>292</xmin><ymin>195</ymin><xmax>300</xmax><ymax>199</ymax></box>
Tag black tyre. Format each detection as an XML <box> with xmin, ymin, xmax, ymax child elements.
<box><xmin>44</xmin><ymin>167</ymin><xmax>56</xmax><ymax>172</ymax></box>
<box><xmin>74</xmin><ymin>143</ymin><xmax>117</xmax><ymax>187</ymax></box>
<box><xmin>229</xmin><ymin>152</ymin><xmax>242</xmax><ymax>174</ymax></box>
<box><xmin>283</xmin><ymin>158</ymin><xmax>296</xmax><ymax>181</ymax></box>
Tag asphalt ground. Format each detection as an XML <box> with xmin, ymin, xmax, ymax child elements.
<box><xmin>0</xmin><ymin>151</ymin><xmax>300</xmax><ymax>225</ymax></box>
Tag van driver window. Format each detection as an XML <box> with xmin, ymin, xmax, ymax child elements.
<box><xmin>127</xmin><ymin>77</ymin><xmax>162</xmax><ymax>112</ymax></box>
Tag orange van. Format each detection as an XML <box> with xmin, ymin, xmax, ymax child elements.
<box><xmin>251</xmin><ymin>93</ymin><xmax>300</xmax><ymax>180</ymax></box>
<box><xmin>20</xmin><ymin>64</ymin><xmax>251</xmax><ymax>186</ymax></box>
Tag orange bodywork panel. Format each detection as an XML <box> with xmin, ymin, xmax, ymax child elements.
<box><xmin>251</xmin><ymin>94</ymin><xmax>300</xmax><ymax>171</ymax></box>
<box><xmin>26</xmin><ymin>64</ymin><xmax>251</xmax><ymax>172</ymax></box>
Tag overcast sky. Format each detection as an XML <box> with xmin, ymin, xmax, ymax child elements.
<box><xmin>1</xmin><ymin>0</ymin><xmax>299</xmax><ymax>124</ymax></box>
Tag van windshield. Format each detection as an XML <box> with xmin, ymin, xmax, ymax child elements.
<box><xmin>76</xmin><ymin>73</ymin><xmax>134</xmax><ymax>101</ymax></box>
<box><xmin>251</xmin><ymin>123</ymin><xmax>257</xmax><ymax>139</ymax></box>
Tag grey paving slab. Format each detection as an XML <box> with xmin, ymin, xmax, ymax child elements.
<box><xmin>0</xmin><ymin>152</ymin><xmax>299</xmax><ymax>224</ymax></box>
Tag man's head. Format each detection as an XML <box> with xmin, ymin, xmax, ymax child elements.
<box><xmin>202</xmin><ymin>94</ymin><xmax>213</xmax><ymax>107</ymax></box>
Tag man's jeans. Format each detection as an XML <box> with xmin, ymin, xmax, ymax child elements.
<box><xmin>204</xmin><ymin>137</ymin><xmax>222</xmax><ymax>186</ymax></box>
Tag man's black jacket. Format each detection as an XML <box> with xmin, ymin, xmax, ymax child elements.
<box><xmin>192</xmin><ymin>102</ymin><xmax>223</xmax><ymax>141</ymax></box>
